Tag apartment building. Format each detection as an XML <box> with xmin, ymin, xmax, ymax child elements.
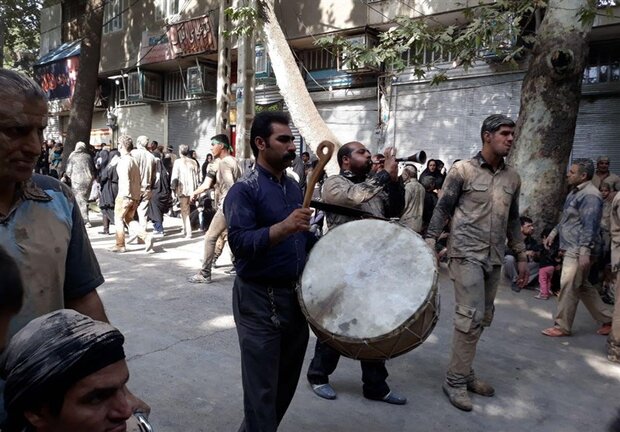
<box><xmin>36</xmin><ymin>0</ymin><xmax>620</xmax><ymax>166</ymax></box>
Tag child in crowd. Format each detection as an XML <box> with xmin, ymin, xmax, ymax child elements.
<box><xmin>537</xmin><ymin>227</ymin><xmax>560</xmax><ymax>300</ymax></box>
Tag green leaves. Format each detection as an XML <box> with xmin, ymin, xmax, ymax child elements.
<box><xmin>316</xmin><ymin>0</ymin><xmax>552</xmax><ymax>85</ymax></box>
<box><xmin>1</xmin><ymin>0</ymin><xmax>42</xmax><ymax>72</ymax></box>
<box><xmin>223</xmin><ymin>5</ymin><xmax>262</xmax><ymax>38</ymax></box>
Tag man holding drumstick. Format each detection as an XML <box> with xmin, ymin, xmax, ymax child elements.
<box><xmin>224</xmin><ymin>111</ymin><xmax>315</xmax><ymax>432</ymax></box>
<box><xmin>306</xmin><ymin>141</ymin><xmax>407</xmax><ymax>404</ymax></box>
<box><xmin>425</xmin><ymin>114</ymin><xmax>528</xmax><ymax>411</ymax></box>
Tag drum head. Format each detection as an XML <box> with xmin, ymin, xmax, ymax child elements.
<box><xmin>301</xmin><ymin>219</ymin><xmax>437</xmax><ymax>340</ymax></box>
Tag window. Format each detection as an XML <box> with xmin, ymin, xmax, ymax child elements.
<box><xmin>303</xmin><ymin>48</ymin><xmax>337</xmax><ymax>71</ymax></box>
<box><xmin>583</xmin><ymin>41</ymin><xmax>620</xmax><ymax>84</ymax></box>
<box><xmin>155</xmin><ymin>0</ymin><xmax>181</xmax><ymax>21</ymax></box>
<box><xmin>103</xmin><ymin>0</ymin><xmax>127</xmax><ymax>34</ymax></box>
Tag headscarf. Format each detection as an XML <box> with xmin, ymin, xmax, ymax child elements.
<box><xmin>1</xmin><ymin>310</ymin><xmax>125</xmax><ymax>429</ymax></box>
<box><xmin>75</xmin><ymin>141</ymin><xmax>87</xmax><ymax>152</ymax></box>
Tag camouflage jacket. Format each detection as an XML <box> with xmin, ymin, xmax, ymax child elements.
<box><xmin>322</xmin><ymin>170</ymin><xmax>405</xmax><ymax>229</ymax></box>
<box><xmin>426</xmin><ymin>152</ymin><xmax>526</xmax><ymax>265</ymax></box>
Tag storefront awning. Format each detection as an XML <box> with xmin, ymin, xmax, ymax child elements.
<box><xmin>35</xmin><ymin>40</ymin><xmax>81</xmax><ymax>66</ymax></box>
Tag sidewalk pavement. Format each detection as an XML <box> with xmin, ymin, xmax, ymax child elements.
<box><xmin>86</xmin><ymin>213</ymin><xmax>620</xmax><ymax>432</ymax></box>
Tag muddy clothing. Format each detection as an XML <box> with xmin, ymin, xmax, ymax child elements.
<box><xmin>549</xmin><ymin>180</ymin><xmax>611</xmax><ymax>334</ymax></box>
<box><xmin>425</xmin><ymin>152</ymin><xmax>525</xmax><ymax>388</ymax></box>
<box><xmin>0</xmin><ymin>175</ymin><xmax>103</xmax><ymax>338</ymax></box>
<box><xmin>593</xmin><ymin>171</ymin><xmax>620</xmax><ymax>192</ymax></box>
<box><xmin>171</xmin><ymin>156</ymin><xmax>200</xmax><ymax>197</ymax></box>
<box><xmin>550</xmin><ymin>181</ymin><xmax>602</xmax><ymax>258</ymax></box>
<box><xmin>206</xmin><ymin>155</ymin><xmax>241</xmax><ymax>209</ymax></box>
<box><xmin>400</xmin><ymin>178</ymin><xmax>426</xmax><ymax>233</ymax></box>
<box><xmin>65</xmin><ymin>146</ymin><xmax>96</xmax><ymax>223</ymax></box>
<box><xmin>322</xmin><ymin>170</ymin><xmax>405</xmax><ymax>228</ymax></box>
<box><xmin>307</xmin><ymin>169</ymin><xmax>404</xmax><ymax>400</ymax></box>
<box><xmin>427</xmin><ymin>152</ymin><xmax>526</xmax><ymax>264</ymax></box>
<box><xmin>130</xmin><ymin>147</ymin><xmax>156</xmax><ymax>194</ymax></box>
<box><xmin>608</xmin><ymin>192</ymin><xmax>620</xmax><ymax>358</ymax></box>
<box><xmin>116</xmin><ymin>154</ymin><xmax>141</xmax><ymax>201</ymax></box>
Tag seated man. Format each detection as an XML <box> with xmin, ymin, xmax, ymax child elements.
<box><xmin>503</xmin><ymin>216</ymin><xmax>540</xmax><ymax>292</ymax></box>
<box><xmin>0</xmin><ymin>309</ymin><xmax>144</xmax><ymax>432</ymax></box>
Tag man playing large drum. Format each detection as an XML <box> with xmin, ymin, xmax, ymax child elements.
<box><xmin>425</xmin><ymin>114</ymin><xmax>528</xmax><ymax>411</ymax></box>
<box><xmin>306</xmin><ymin>141</ymin><xmax>407</xmax><ymax>404</ymax></box>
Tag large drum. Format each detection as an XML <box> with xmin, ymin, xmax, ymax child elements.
<box><xmin>299</xmin><ymin>219</ymin><xmax>439</xmax><ymax>361</ymax></box>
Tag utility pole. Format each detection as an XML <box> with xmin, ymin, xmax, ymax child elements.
<box><xmin>215</xmin><ymin>0</ymin><xmax>232</xmax><ymax>137</ymax></box>
<box><xmin>235</xmin><ymin>0</ymin><xmax>256</xmax><ymax>161</ymax></box>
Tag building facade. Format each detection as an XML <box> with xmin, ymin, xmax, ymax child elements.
<box><xmin>37</xmin><ymin>0</ymin><xmax>620</xmax><ymax>168</ymax></box>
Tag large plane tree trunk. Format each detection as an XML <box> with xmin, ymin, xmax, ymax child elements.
<box><xmin>259</xmin><ymin>0</ymin><xmax>341</xmax><ymax>175</ymax></box>
<box><xmin>63</xmin><ymin>0</ymin><xmax>105</xmax><ymax>159</ymax></box>
<box><xmin>509</xmin><ymin>0</ymin><xmax>594</xmax><ymax>228</ymax></box>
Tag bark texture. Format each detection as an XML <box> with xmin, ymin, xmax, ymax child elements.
<box><xmin>260</xmin><ymin>0</ymin><xmax>341</xmax><ymax>175</ymax></box>
<box><xmin>63</xmin><ymin>0</ymin><xmax>104</xmax><ymax>159</ymax></box>
<box><xmin>509</xmin><ymin>0</ymin><xmax>594</xmax><ymax>229</ymax></box>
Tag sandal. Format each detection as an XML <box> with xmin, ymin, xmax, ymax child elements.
<box><xmin>542</xmin><ymin>326</ymin><xmax>569</xmax><ymax>337</ymax></box>
<box><xmin>534</xmin><ymin>293</ymin><xmax>549</xmax><ymax>300</ymax></box>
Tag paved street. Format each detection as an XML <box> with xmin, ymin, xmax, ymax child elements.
<box><xmin>88</xmin><ymin>214</ymin><xmax>620</xmax><ymax>432</ymax></box>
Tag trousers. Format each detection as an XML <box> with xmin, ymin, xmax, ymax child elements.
<box><xmin>114</xmin><ymin>196</ymin><xmax>148</xmax><ymax>248</ymax></box>
<box><xmin>199</xmin><ymin>210</ymin><xmax>228</xmax><ymax>277</ymax></box>
<box><xmin>233</xmin><ymin>277</ymin><xmax>309</xmax><ymax>432</ymax></box>
<box><xmin>446</xmin><ymin>258</ymin><xmax>502</xmax><ymax>387</ymax></box>
<box><xmin>554</xmin><ymin>255</ymin><xmax>613</xmax><ymax>333</ymax></box>
<box><xmin>306</xmin><ymin>340</ymin><xmax>389</xmax><ymax>399</ymax></box>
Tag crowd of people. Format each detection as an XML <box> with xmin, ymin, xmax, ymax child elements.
<box><xmin>3</xmin><ymin>66</ymin><xmax>620</xmax><ymax>432</ymax></box>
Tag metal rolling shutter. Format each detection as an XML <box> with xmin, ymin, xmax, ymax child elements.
<box><xmin>117</xmin><ymin>104</ymin><xmax>166</xmax><ymax>144</ymax></box>
<box><xmin>168</xmin><ymin>100</ymin><xmax>217</xmax><ymax>163</ymax></box>
<box><xmin>389</xmin><ymin>73</ymin><xmax>523</xmax><ymax>168</ymax></box>
<box><xmin>573</xmin><ymin>95</ymin><xmax>620</xmax><ymax>171</ymax></box>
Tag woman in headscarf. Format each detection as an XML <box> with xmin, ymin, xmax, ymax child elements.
<box><xmin>98</xmin><ymin>150</ymin><xmax>120</xmax><ymax>235</ymax></box>
<box><xmin>64</xmin><ymin>142</ymin><xmax>95</xmax><ymax>227</ymax></box>
<box><xmin>419</xmin><ymin>158</ymin><xmax>446</xmax><ymax>190</ymax></box>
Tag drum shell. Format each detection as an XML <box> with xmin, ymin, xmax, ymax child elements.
<box><xmin>298</xmin><ymin>219</ymin><xmax>440</xmax><ymax>361</ymax></box>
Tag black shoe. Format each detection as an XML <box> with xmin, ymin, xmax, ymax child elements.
<box><xmin>511</xmin><ymin>281</ymin><xmax>521</xmax><ymax>292</ymax></box>
<box><xmin>98</xmin><ymin>230</ymin><xmax>110</xmax><ymax>235</ymax></box>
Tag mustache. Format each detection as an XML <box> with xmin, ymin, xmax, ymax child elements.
<box><xmin>283</xmin><ymin>151</ymin><xmax>297</xmax><ymax>161</ymax></box>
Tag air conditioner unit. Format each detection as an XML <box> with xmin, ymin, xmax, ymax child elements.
<box><xmin>186</xmin><ymin>65</ymin><xmax>216</xmax><ymax>96</ymax></box>
<box><xmin>338</xmin><ymin>34</ymin><xmax>379</xmax><ymax>73</ymax></box>
<box><xmin>127</xmin><ymin>70</ymin><xmax>163</xmax><ymax>102</ymax></box>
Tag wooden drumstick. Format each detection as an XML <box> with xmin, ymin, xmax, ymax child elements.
<box><xmin>303</xmin><ymin>140</ymin><xmax>335</xmax><ymax>209</ymax></box>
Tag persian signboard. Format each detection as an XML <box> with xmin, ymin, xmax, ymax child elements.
<box><xmin>167</xmin><ymin>15</ymin><xmax>217</xmax><ymax>58</ymax></box>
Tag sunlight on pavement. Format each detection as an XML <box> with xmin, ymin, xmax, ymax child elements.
<box><xmin>585</xmin><ymin>355</ymin><xmax>620</xmax><ymax>381</ymax></box>
<box><xmin>202</xmin><ymin>315</ymin><xmax>236</xmax><ymax>330</ymax></box>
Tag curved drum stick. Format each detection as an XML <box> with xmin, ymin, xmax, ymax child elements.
<box><xmin>303</xmin><ymin>140</ymin><xmax>335</xmax><ymax>209</ymax></box>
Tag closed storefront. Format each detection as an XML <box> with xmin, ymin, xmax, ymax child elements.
<box><xmin>388</xmin><ymin>72</ymin><xmax>524</xmax><ymax>166</ymax></box>
<box><xmin>168</xmin><ymin>99</ymin><xmax>217</xmax><ymax>162</ymax></box>
<box><xmin>315</xmin><ymin>97</ymin><xmax>378</xmax><ymax>150</ymax></box>
<box><xmin>116</xmin><ymin>104</ymin><xmax>166</xmax><ymax>144</ymax></box>
<box><xmin>573</xmin><ymin>93</ymin><xmax>620</xmax><ymax>171</ymax></box>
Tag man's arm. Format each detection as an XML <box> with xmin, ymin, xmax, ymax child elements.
<box><xmin>323</xmin><ymin>171</ymin><xmax>390</xmax><ymax>207</ymax></box>
<box><xmin>425</xmin><ymin>165</ymin><xmax>464</xmax><ymax>242</ymax></box>
<box><xmin>506</xmin><ymin>182</ymin><xmax>527</xmax><ymax>262</ymax></box>
<box><xmin>66</xmin><ymin>290</ymin><xmax>109</xmax><ymax>322</ymax></box>
<box><xmin>578</xmin><ymin>193</ymin><xmax>603</xmax><ymax>257</ymax></box>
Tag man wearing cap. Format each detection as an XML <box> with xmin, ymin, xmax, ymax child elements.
<box><xmin>1</xmin><ymin>310</ymin><xmax>136</xmax><ymax>432</ymax></box>
<box><xmin>189</xmin><ymin>134</ymin><xmax>241</xmax><ymax>283</ymax></box>
<box><xmin>592</xmin><ymin>156</ymin><xmax>620</xmax><ymax>191</ymax></box>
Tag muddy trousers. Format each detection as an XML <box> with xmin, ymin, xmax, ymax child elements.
<box><xmin>114</xmin><ymin>197</ymin><xmax>148</xmax><ymax>248</ymax></box>
<box><xmin>306</xmin><ymin>340</ymin><xmax>389</xmax><ymax>399</ymax></box>
<box><xmin>554</xmin><ymin>255</ymin><xmax>613</xmax><ymax>334</ymax></box>
<box><xmin>608</xmin><ymin>274</ymin><xmax>620</xmax><ymax>362</ymax></box>
<box><xmin>199</xmin><ymin>210</ymin><xmax>228</xmax><ymax>277</ymax></box>
<box><xmin>233</xmin><ymin>277</ymin><xmax>309</xmax><ymax>432</ymax></box>
<box><xmin>446</xmin><ymin>258</ymin><xmax>502</xmax><ymax>387</ymax></box>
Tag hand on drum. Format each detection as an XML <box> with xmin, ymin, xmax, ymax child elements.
<box><xmin>425</xmin><ymin>238</ymin><xmax>440</xmax><ymax>265</ymax></box>
<box><xmin>382</xmin><ymin>147</ymin><xmax>399</xmax><ymax>182</ymax></box>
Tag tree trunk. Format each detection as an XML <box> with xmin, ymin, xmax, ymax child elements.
<box><xmin>509</xmin><ymin>0</ymin><xmax>594</xmax><ymax>229</ymax></box>
<box><xmin>0</xmin><ymin>9</ymin><xmax>6</xmax><ymax>69</ymax></box>
<box><xmin>63</xmin><ymin>0</ymin><xmax>104</xmax><ymax>159</ymax></box>
<box><xmin>260</xmin><ymin>0</ymin><xmax>341</xmax><ymax>175</ymax></box>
